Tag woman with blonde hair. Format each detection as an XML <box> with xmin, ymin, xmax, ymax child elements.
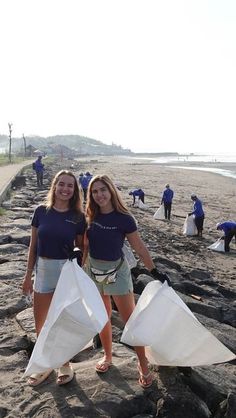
<box><xmin>85</xmin><ymin>174</ymin><xmax>162</xmax><ymax>388</ymax></box>
<box><xmin>22</xmin><ymin>170</ymin><xmax>86</xmax><ymax>386</ymax></box>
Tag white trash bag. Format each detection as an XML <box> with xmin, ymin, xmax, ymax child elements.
<box><xmin>208</xmin><ymin>238</ymin><xmax>225</xmax><ymax>252</ymax></box>
<box><xmin>183</xmin><ymin>214</ymin><xmax>198</xmax><ymax>236</ymax></box>
<box><xmin>122</xmin><ymin>242</ymin><xmax>137</xmax><ymax>269</ymax></box>
<box><xmin>24</xmin><ymin>259</ymin><xmax>108</xmax><ymax>376</ymax></box>
<box><xmin>153</xmin><ymin>204</ymin><xmax>165</xmax><ymax>220</ymax></box>
<box><xmin>138</xmin><ymin>200</ymin><xmax>148</xmax><ymax>210</ymax></box>
<box><xmin>121</xmin><ymin>281</ymin><xmax>235</xmax><ymax>366</ymax></box>
<box><xmin>133</xmin><ymin>196</ymin><xmax>139</xmax><ymax>208</ymax></box>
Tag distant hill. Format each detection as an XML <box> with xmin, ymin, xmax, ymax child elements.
<box><xmin>0</xmin><ymin>134</ymin><xmax>133</xmax><ymax>156</ymax></box>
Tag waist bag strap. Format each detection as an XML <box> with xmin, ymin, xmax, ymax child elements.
<box><xmin>91</xmin><ymin>255</ymin><xmax>124</xmax><ymax>277</ymax></box>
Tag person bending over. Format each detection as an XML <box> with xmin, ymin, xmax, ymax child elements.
<box><xmin>129</xmin><ymin>188</ymin><xmax>145</xmax><ymax>205</ymax></box>
<box><xmin>216</xmin><ymin>221</ymin><xmax>236</xmax><ymax>252</ymax></box>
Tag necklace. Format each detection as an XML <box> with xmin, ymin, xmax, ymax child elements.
<box><xmin>53</xmin><ymin>206</ymin><xmax>69</xmax><ymax>212</ymax></box>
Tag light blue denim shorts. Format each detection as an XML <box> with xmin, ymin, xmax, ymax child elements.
<box><xmin>87</xmin><ymin>256</ymin><xmax>133</xmax><ymax>296</ymax></box>
<box><xmin>34</xmin><ymin>257</ymin><xmax>67</xmax><ymax>293</ymax></box>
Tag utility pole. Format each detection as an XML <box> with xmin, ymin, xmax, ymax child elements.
<box><xmin>8</xmin><ymin>123</ymin><xmax>13</xmax><ymax>163</ymax></box>
<box><xmin>22</xmin><ymin>133</ymin><xmax>26</xmax><ymax>156</ymax></box>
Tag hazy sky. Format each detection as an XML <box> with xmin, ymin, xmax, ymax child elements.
<box><xmin>1</xmin><ymin>0</ymin><xmax>236</xmax><ymax>153</ymax></box>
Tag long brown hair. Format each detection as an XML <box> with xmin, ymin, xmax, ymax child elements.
<box><xmin>85</xmin><ymin>174</ymin><xmax>130</xmax><ymax>224</ymax></box>
<box><xmin>45</xmin><ymin>170</ymin><xmax>83</xmax><ymax>214</ymax></box>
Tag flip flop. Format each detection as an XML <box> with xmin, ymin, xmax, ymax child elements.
<box><xmin>95</xmin><ymin>359</ymin><xmax>112</xmax><ymax>373</ymax></box>
<box><xmin>57</xmin><ymin>364</ymin><xmax>74</xmax><ymax>386</ymax></box>
<box><xmin>138</xmin><ymin>366</ymin><xmax>153</xmax><ymax>389</ymax></box>
<box><xmin>27</xmin><ymin>369</ymin><xmax>53</xmax><ymax>387</ymax></box>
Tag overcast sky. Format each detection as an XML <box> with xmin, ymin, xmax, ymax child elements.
<box><xmin>1</xmin><ymin>0</ymin><xmax>236</xmax><ymax>154</ymax></box>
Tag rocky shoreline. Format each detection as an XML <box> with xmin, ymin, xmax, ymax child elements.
<box><xmin>0</xmin><ymin>158</ymin><xmax>235</xmax><ymax>418</ymax></box>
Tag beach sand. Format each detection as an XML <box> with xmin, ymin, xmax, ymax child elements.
<box><xmin>79</xmin><ymin>156</ymin><xmax>236</xmax><ymax>287</ymax></box>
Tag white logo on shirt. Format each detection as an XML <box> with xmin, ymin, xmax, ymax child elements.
<box><xmin>92</xmin><ymin>221</ymin><xmax>117</xmax><ymax>230</ymax></box>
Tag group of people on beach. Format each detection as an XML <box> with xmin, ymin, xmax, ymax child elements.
<box><xmin>130</xmin><ymin>183</ymin><xmax>236</xmax><ymax>250</ymax></box>
<box><xmin>23</xmin><ymin>169</ymin><xmax>164</xmax><ymax>388</ymax></box>
<box><xmin>24</xmin><ymin>165</ymin><xmax>236</xmax><ymax>388</ymax></box>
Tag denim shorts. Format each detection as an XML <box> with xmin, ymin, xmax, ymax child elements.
<box><xmin>34</xmin><ymin>257</ymin><xmax>67</xmax><ymax>293</ymax></box>
<box><xmin>87</xmin><ymin>256</ymin><xmax>133</xmax><ymax>296</ymax></box>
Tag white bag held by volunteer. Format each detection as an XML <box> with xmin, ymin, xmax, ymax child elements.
<box><xmin>183</xmin><ymin>214</ymin><xmax>198</xmax><ymax>236</ymax></box>
<box><xmin>121</xmin><ymin>281</ymin><xmax>235</xmax><ymax>366</ymax></box>
<box><xmin>208</xmin><ymin>238</ymin><xmax>225</xmax><ymax>252</ymax></box>
<box><xmin>153</xmin><ymin>204</ymin><xmax>165</xmax><ymax>220</ymax></box>
<box><xmin>138</xmin><ymin>199</ymin><xmax>148</xmax><ymax>210</ymax></box>
<box><xmin>133</xmin><ymin>196</ymin><xmax>139</xmax><ymax>207</ymax></box>
<box><xmin>122</xmin><ymin>242</ymin><xmax>137</xmax><ymax>269</ymax></box>
<box><xmin>24</xmin><ymin>259</ymin><xmax>108</xmax><ymax>376</ymax></box>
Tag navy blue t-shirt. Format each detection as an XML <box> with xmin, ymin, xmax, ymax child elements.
<box><xmin>192</xmin><ymin>199</ymin><xmax>204</xmax><ymax>217</ymax></box>
<box><xmin>87</xmin><ymin>210</ymin><xmax>137</xmax><ymax>261</ymax></box>
<box><xmin>162</xmin><ymin>188</ymin><xmax>174</xmax><ymax>203</ymax></box>
<box><xmin>31</xmin><ymin>205</ymin><xmax>86</xmax><ymax>259</ymax></box>
<box><xmin>218</xmin><ymin>221</ymin><xmax>236</xmax><ymax>234</ymax></box>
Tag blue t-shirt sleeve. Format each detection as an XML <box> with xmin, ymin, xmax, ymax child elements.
<box><xmin>124</xmin><ymin>214</ymin><xmax>137</xmax><ymax>234</ymax></box>
<box><xmin>31</xmin><ymin>205</ymin><xmax>43</xmax><ymax>228</ymax></box>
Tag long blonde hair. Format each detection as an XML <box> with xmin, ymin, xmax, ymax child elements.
<box><xmin>85</xmin><ymin>174</ymin><xmax>130</xmax><ymax>224</ymax></box>
<box><xmin>45</xmin><ymin>170</ymin><xmax>83</xmax><ymax>214</ymax></box>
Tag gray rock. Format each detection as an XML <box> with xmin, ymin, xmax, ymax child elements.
<box><xmin>0</xmin><ymin>282</ymin><xmax>27</xmax><ymax>318</ymax></box>
<box><xmin>10</xmin><ymin>230</ymin><xmax>30</xmax><ymax>246</ymax></box>
<box><xmin>0</xmin><ymin>260</ymin><xmax>27</xmax><ymax>280</ymax></box>
<box><xmin>0</xmin><ymin>243</ymin><xmax>28</xmax><ymax>255</ymax></box>
<box><xmin>1</xmin><ymin>219</ymin><xmax>31</xmax><ymax>230</ymax></box>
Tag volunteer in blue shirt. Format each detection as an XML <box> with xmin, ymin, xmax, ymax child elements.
<box><xmin>22</xmin><ymin>170</ymin><xmax>86</xmax><ymax>387</ymax></box>
<box><xmin>84</xmin><ymin>174</ymin><xmax>168</xmax><ymax>388</ymax></box>
<box><xmin>79</xmin><ymin>171</ymin><xmax>93</xmax><ymax>201</ymax></box>
<box><xmin>34</xmin><ymin>155</ymin><xmax>44</xmax><ymax>187</ymax></box>
<box><xmin>188</xmin><ymin>194</ymin><xmax>205</xmax><ymax>237</ymax></box>
<box><xmin>216</xmin><ymin>221</ymin><xmax>236</xmax><ymax>252</ymax></box>
<box><xmin>161</xmin><ymin>184</ymin><xmax>174</xmax><ymax>220</ymax></box>
<box><xmin>129</xmin><ymin>188</ymin><xmax>145</xmax><ymax>205</ymax></box>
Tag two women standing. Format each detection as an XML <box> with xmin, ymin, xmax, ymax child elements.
<box><xmin>23</xmin><ymin>171</ymin><xmax>158</xmax><ymax>388</ymax></box>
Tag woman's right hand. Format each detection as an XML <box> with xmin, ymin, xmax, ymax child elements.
<box><xmin>22</xmin><ymin>276</ymin><xmax>33</xmax><ymax>295</ymax></box>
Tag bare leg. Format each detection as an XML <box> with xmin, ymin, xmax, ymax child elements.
<box><xmin>95</xmin><ymin>294</ymin><xmax>113</xmax><ymax>372</ymax></box>
<box><xmin>33</xmin><ymin>291</ymin><xmax>54</xmax><ymax>336</ymax></box>
<box><xmin>113</xmin><ymin>293</ymin><xmax>152</xmax><ymax>386</ymax></box>
<box><xmin>31</xmin><ymin>291</ymin><xmax>70</xmax><ymax>385</ymax></box>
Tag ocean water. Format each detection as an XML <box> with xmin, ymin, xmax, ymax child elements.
<box><xmin>168</xmin><ymin>165</ymin><xmax>236</xmax><ymax>180</ymax></box>
<box><xmin>124</xmin><ymin>153</ymin><xmax>236</xmax><ymax>180</ymax></box>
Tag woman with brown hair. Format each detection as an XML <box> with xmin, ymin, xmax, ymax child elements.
<box><xmin>22</xmin><ymin>170</ymin><xmax>86</xmax><ymax>386</ymax></box>
<box><xmin>85</xmin><ymin>174</ymin><xmax>163</xmax><ymax>388</ymax></box>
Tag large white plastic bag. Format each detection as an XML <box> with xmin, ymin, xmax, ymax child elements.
<box><xmin>24</xmin><ymin>259</ymin><xmax>108</xmax><ymax>376</ymax></box>
<box><xmin>121</xmin><ymin>281</ymin><xmax>235</xmax><ymax>366</ymax></box>
<box><xmin>138</xmin><ymin>200</ymin><xmax>148</xmax><ymax>210</ymax></box>
<box><xmin>122</xmin><ymin>243</ymin><xmax>137</xmax><ymax>269</ymax></box>
<box><xmin>153</xmin><ymin>205</ymin><xmax>165</xmax><ymax>220</ymax></box>
<box><xmin>208</xmin><ymin>238</ymin><xmax>225</xmax><ymax>252</ymax></box>
<box><xmin>183</xmin><ymin>214</ymin><xmax>198</xmax><ymax>236</ymax></box>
